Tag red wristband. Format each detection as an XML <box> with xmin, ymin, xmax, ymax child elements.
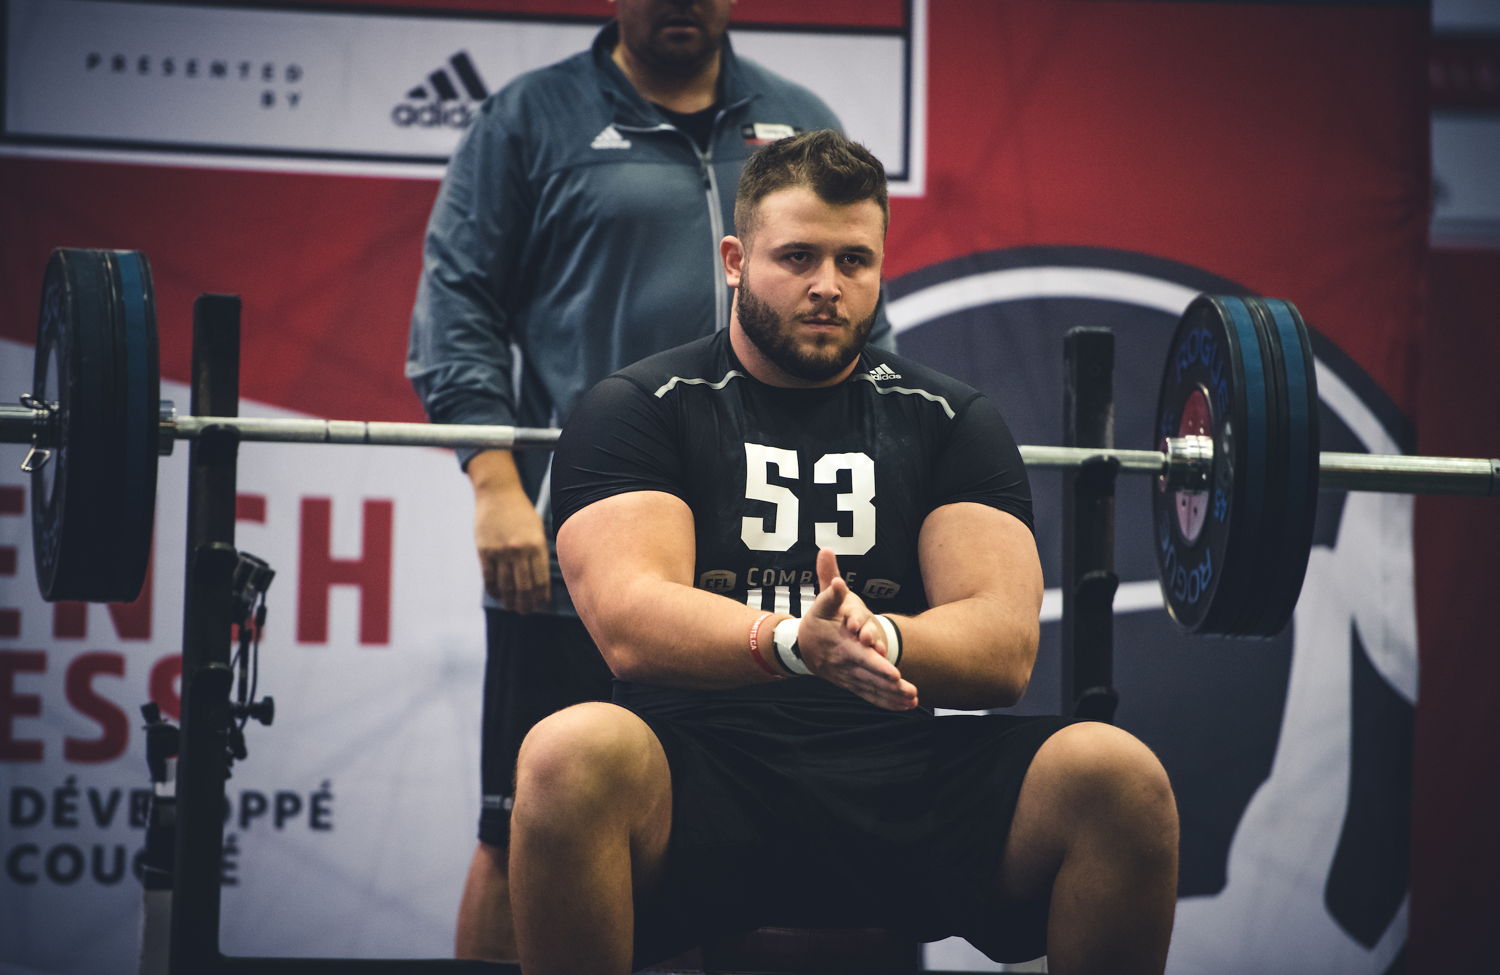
<box><xmin>748</xmin><ymin>611</ymin><xmax>782</xmax><ymax>678</ymax></box>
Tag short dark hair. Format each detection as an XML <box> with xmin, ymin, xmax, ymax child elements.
<box><xmin>733</xmin><ymin>129</ymin><xmax>889</xmax><ymax>243</ymax></box>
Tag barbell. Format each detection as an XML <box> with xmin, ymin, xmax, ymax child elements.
<box><xmin>4</xmin><ymin>249</ymin><xmax>1497</xmax><ymax>635</ymax></box>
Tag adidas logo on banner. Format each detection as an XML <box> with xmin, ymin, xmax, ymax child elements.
<box><xmin>867</xmin><ymin>363</ymin><xmax>903</xmax><ymax>381</ymax></box>
<box><xmin>406</xmin><ymin>51</ymin><xmax>488</xmax><ymax>102</ymax></box>
<box><xmin>591</xmin><ymin>125</ymin><xmax>632</xmax><ymax>150</ymax></box>
<box><xmin>392</xmin><ymin>51</ymin><xmax>489</xmax><ymax>130</ymax></box>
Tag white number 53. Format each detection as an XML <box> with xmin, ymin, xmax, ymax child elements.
<box><xmin>741</xmin><ymin>443</ymin><xmax>875</xmax><ymax>555</ymax></box>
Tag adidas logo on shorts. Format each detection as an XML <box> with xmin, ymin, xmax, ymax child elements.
<box><xmin>591</xmin><ymin>125</ymin><xmax>632</xmax><ymax>150</ymax></box>
<box><xmin>867</xmin><ymin>363</ymin><xmax>902</xmax><ymax>381</ymax></box>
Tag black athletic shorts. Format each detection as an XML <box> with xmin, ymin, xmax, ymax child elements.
<box><xmin>622</xmin><ymin>689</ymin><xmax>1076</xmax><ymax>967</ymax></box>
<box><xmin>477</xmin><ymin>608</ymin><xmax>615</xmax><ymax>846</ymax></box>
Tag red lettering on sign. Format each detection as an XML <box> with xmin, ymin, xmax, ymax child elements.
<box><xmin>52</xmin><ymin>603</ymin><xmax>85</xmax><ymax>639</ymax></box>
<box><xmin>64</xmin><ymin>652</ymin><xmax>128</xmax><ymax>763</ymax></box>
<box><xmin>297</xmin><ymin>498</ymin><xmax>393</xmax><ymax>645</ymax></box>
<box><xmin>0</xmin><ymin>650</ymin><xmax>183</xmax><ymax>763</ymax></box>
<box><xmin>237</xmin><ymin>492</ymin><xmax>268</xmax><ymax>523</ymax></box>
<box><xmin>0</xmin><ymin>650</ymin><xmax>46</xmax><ymax>761</ymax></box>
<box><xmin>150</xmin><ymin>653</ymin><xmax>183</xmax><ymax>722</ymax></box>
<box><xmin>0</xmin><ymin>485</ymin><xmax>24</xmax><ymax>639</ymax></box>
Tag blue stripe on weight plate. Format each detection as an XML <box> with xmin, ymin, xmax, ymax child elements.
<box><xmin>1217</xmin><ymin>295</ymin><xmax>1269</xmax><ymax>633</ymax></box>
<box><xmin>1262</xmin><ymin>298</ymin><xmax>1314</xmax><ymax>502</ymax></box>
<box><xmin>1262</xmin><ymin>297</ymin><xmax>1319</xmax><ymax>633</ymax></box>
<box><xmin>115</xmin><ymin>250</ymin><xmax>154</xmax><ymax>589</ymax></box>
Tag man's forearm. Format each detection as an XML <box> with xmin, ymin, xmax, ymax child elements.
<box><xmin>891</xmin><ymin>501</ymin><xmax>1043</xmax><ymax>711</ymax></box>
<box><xmin>575</xmin><ymin>575</ymin><xmax>791</xmax><ymax>689</ymax></box>
<box><xmin>885</xmin><ymin>595</ymin><xmax>1038</xmax><ymax>710</ymax></box>
<box><xmin>467</xmin><ymin>448</ymin><xmax>523</xmax><ymax>492</ymax></box>
<box><xmin>559</xmin><ymin>492</ymin><xmax>790</xmax><ymax>688</ymax></box>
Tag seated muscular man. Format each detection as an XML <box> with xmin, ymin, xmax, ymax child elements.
<box><xmin>509</xmin><ymin>129</ymin><xmax>1179</xmax><ymax>975</ymax></box>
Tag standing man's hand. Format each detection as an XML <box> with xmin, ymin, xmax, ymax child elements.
<box><xmin>797</xmin><ymin>548</ymin><xmax>918</xmax><ymax>711</ymax></box>
<box><xmin>468</xmin><ymin>450</ymin><xmax>552</xmax><ymax>614</ymax></box>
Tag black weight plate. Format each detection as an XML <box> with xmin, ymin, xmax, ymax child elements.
<box><xmin>31</xmin><ymin>248</ymin><xmax>159</xmax><ymax>602</ymax></box>
<box><xmin>1235</xmin><ymin>296</ymin><xmax>1290</xmax><ymax>636</ymax></box>
<box><xmin>1203</xmin><ymin>295</ymin><xmax>1276</xmax><ymax>636</ymax></box>
<box><xmin>1153</xmin><ymin>294</ymin><xmax>1271</xmax><ymax>634</ymax></box>
<box><xmin>32</xmin><ymin>249</ymin><xmax>102</xmax><ymax>599</ymax></box>
<box><xmin>1248</xmin><ymin>296</ymin><xmax>1319</xmax><ymax>636</ymax></box>
<box><xmin>113</xmin><ymin>250</ymin><xmax>160</xmax><ymax>601</ymax></box>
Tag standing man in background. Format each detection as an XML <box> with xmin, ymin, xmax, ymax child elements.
<box><xmin>406</xmin><ymin>0</ymin><xmax>892</xmax><ymax>960</ymax></box>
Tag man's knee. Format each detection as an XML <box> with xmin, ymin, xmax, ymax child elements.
<box><xmin>1031</xmin><ymin>722</ymin><xmax>1178</xmax><ymax>839</ymax></box>
<box><xmin>514</xmin><ymin>702</ymin><xmax>663</xmax><ymax>825</ymax></box>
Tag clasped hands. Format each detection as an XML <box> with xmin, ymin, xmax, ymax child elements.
<box><xmin>796</xmin><ymin>548</ymin><xmax>919</xmax><ymax>712</ymax></box>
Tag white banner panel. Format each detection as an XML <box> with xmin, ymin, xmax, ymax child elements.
<box><xmin>2</xmin><ymin>0</ymin><xmax>923</xmax><ymax>191</ymax></box>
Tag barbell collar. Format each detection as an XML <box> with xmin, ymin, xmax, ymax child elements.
<box><xmin>1162</xmin><ymin>435</ymin><xmax>1213</xmax><ymax>492</ymax></box>
<box><xmin>1</xmin><ymin>401</ymin><xmax>56</xmax><ymax>446</ymax></box>
<box><xmin>3</xmin><ymin>399</ymin><xmax>60</xmax><ymax>472</ymax></box>
<box><xmin>159</xmin><ymin>400</ymin><xmax>178</xmax><ymax>456</ymax></box>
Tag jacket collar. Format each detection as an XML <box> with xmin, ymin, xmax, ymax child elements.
<box><xmin>591</xmin><ymin>20</ymin><xmax>755</xmax><ymax>126</ymax></box>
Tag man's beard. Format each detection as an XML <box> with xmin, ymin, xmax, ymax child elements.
<box><xmin>638</xmin><ymin>11</ymin><xmax>723</xmax><ymax>77</ymax></box>
<box><xmin>640</xmin><ymin>35</ymin><xmax>717</xmax><ymax>76</ymax></box>
<box><xmin>736</xmin><ymin>271</ymin><xmax>875</xmax><ymax>383</ymax></box>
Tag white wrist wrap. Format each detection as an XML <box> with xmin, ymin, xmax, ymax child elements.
<box><xmin>772</xmin><ymin>617</ymin><xmax>811</xmax><ymax>675</ymax></box>
<box><xmin>873</xmin><ymin>614</ymin><xmax>902</xmax><ymax>665</ymax></box>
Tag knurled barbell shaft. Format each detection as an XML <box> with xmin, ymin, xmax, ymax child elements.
<box><xmin>1020</xmin><ymin>445</ymin><xmax>1171</xmax><ymax>475</ymax></box>
<box><xmin>170</xmin><ymin>415</ymin><xmax>563</xmax><ymax>450</ymax></box>
<box><xmin>3</xmin><ymin>405</ymin><xmax>1497</xmax><ymax>496</ymax></box>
